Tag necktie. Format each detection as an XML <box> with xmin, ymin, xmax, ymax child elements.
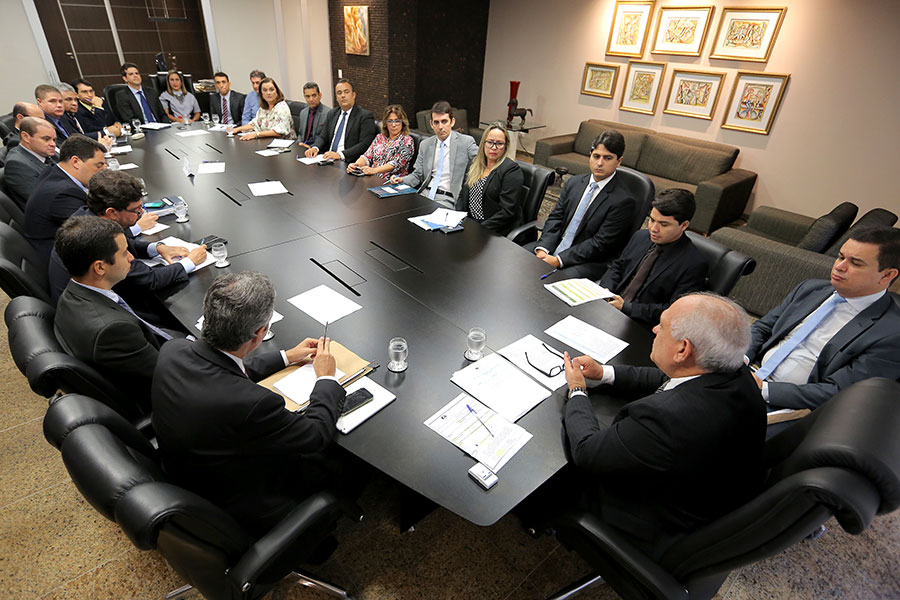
<box><xmin>115</xmin><ymin>296</ymin><xmax>173</xmax><ymax>342</ymax></box>
<box><xmin>136</xmin><ymin>90</ymin><xmax>156</xmax><ymax>123</ymax></box>
<box><xmin>330</xmin><ymin>111</ymin><xmax>348</xmax><ymax>152</ymax></box>
<box><xmin>222</xmin><ymin>96</ymin><xmax>230</xmax><ymax>124</ymax></box>
<box><xmin>556</xmin><ymin>181</ymin><xmax>599</xmax><ymax>254</ymax></box>
<box><xmin>755</xmin><ymin>293</ymin><xmax>847</xmax><ymax>380</ymax></box>
<box><xmin>54</xmin><ymin>118</ymin><xmax>69</xmax><ymax>138</ymax></box>
<box><xmin>655</xmin><ymin>378</ymin><xmax>670</xmax><ymax>393</ymax></box>
<box><xmin>428</xmin><ymin>142</ymin><xmax>447</xmax><ymax>200</ymax></box>
<box><xmin>620</xmin><ymin>245</ymin><xmax>660</xmax><ymax>302</ymax></box>
<box><xmin>305</xmin><ymin>108</ymin><xmax>316</xmax><ymax>143</ymax></box>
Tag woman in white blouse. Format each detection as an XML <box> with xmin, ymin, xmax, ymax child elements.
<box><xmin>230</xmin><ymin>77</ymin><xmax>296</xmax><ymax>141</ymax></box>
<box><xmin>159</xmin><ymin>70</ymin><xmax>200</xmax><ymax>124</ymax></box>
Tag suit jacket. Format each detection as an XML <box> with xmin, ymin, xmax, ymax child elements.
<box><xmin>401</xmin><ymin>131</ymin><xmax>479</xmax><ymax>202</ymax></box>
<box><xmin>312</xmin><ymin>105</ymin><xmax>377</xmax><ymax>163</ymax></box>
<box><xmin>114</xmin><ymin>86</ymin><xmax>167</xmax><ymax>124</ymax></box>
<box><xmin>456</xmin><ymin>157</ymin><xmax>525</xmax><ymax>236</ymax></box>
<box><xmin>75</xmin><ymin>102</ymin><xmax>115</xmax><ymax>137</ymax></box>
<box><xmin>43</xmin><ymin>113</ymin><xmax>74</xmax><ymax>141</ymax></box>
<box><xmin>24</xmin><ymin>165</ymin><xmax>87</xmax><ymax>266</ymax></box>
<box><xmin>62</xmin><ymin>112</ymin><xmax>84</xmax><ymax>135</ymax></box>
<box><xmin>297</xmin><ymin>103</ymin><xmax>329</xmax><ymax>145</ymax></box>
<box><xmin>539</xmin><ymin>172</ymin><xmax>636</xmax><ymax>267</ymax></box>
<box><xmin>600</xmin><ymin>231</ymin><xmax>708</xmax><ymax>326</ymax></box>
<box><xmin>748</xmin><ymin>279</ymin><xmax>900</xmax><ymax>410</ymax></box>
<box><xmin>152</xmin><ymin>338</ymin><xmax>345</xmax><ymax>531</ymax></box>
<box><xmin>4</xmin><ymin>144</ymin><xmax>50</xmax><ymax>209</ymax></box>
<box><xmin>54</xmin><ymin>280</ymin><xmax>164</xmax><ymax>411</ymax></box>
<box><xmin>563</xmin><ymin>365</ymin><xmax>766</xmax><ymax>541</ymax></box>
<box><xmin>209</xmin><ymin>91</ymin><xmax>246</xmax><ymax>125</ymax></box>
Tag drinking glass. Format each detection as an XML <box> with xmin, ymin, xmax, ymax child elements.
<box><xmin>137</xmin><ymin>177</ymin><xmax>148</xmax><ymax>197</ymax></box>
<box><xmin>106</xmin><ymin>157</ymin><xmax>120</xmax><ymax>170</ymax></box>
<box><xmin>211</xmin><ymin>242</ymin><xmax>229</xmax><ymax>267</ymax></box>
<box><xmin>388</xmin><ymin>337</ymin><xmax>408</xmax><ymax>372</ymax></box>
<box><xmin>122</xmin><ymin>123</ymin><xmax>132</xmax><ymax>137</ymax></box>
<box><xmin>465</xmin><ymin>327</ymin><xmax>486</xmax><ymax>361</ymax></box>
<box><xmin>131</xmin><ymin>119</ymin><xmax>141</xmax><ymax>132</ymax></box>
<box><xmin>212</xmin><ymin>114</ymin><xmax>220</xmax><ymax>126</ymax></box>
<box><xmin>201</xmin><ymin>112</ymin><xmax>211</xmax><ymax>126</ymax></box>
<box><xmin>174</xmin><ymin>203</ymin><xmax>189</xmax><ymax>223</ymax></box>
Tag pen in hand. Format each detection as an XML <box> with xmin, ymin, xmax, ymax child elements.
<box><xmin>323</xmin><ymin>320</ymin><xmax>329</xmax><ymax>341</ymax></box>
<box><xmin>466</xmin><ymin>404</ymin><xmax>494</xmax><ymax>437</ymax></box>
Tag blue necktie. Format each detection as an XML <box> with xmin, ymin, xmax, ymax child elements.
<box><xmin>136</xmin><ymin>90</ymin><xmax>156</xmax><ymax>123</ymax></box>
<box><xmin>755</xmin><ymin>293</ymin><xmax>847</xmax><ymax>380</ymax></box>
<box><xmin>428</xmin><ymin>141</ymin><xmax>447</xmax><ymax>200</ymax></box>
<box><xmin>330</xmin><ymin>111</ymin><xmax>347</xmax><ymax>152</ymax></box>
<box><xmin>556</xmin><ymin>181</ymin><xmax>599</xmax><ymax>254</ymax></box>
<box><xmin>53</xmin><ymin>117</ymin><xmax>69</xmax><ymax>138</ymax></box>
<box><xmin>115</xmin><ymin>296</ymin><xmax>172</xmax><ymax>341</ymax></box>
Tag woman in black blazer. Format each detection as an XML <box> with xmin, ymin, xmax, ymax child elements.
<box><xmin>457</xmin><ymin>123</ymin><xmax>524</xmax><ymax>236</ymax></box>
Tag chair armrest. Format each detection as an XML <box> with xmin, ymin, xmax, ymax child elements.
<box><xmin>745</xmin><ymin>206</ymin><xmax>815</xmax><ymax>245</ymax></box>
<box><xmin>534</xmin><ymin>133</ymin><xmax>576</xmax><ymax>167</ymax></box>
<box><xmin>691</xmin><ymin>168</ymin><xmax>758</xmax><ymax>234</ymax></box>
<box><xmin>507</xmin><ymin>219</ymin><xmax>540</xmax><ymax>245</ymax></box>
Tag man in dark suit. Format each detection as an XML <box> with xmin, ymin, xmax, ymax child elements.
<box><xmin>4</xmin><ymin>117</ymin><xmax>56</xmax><ymax>209</ymax></box>
<box><xmin>748</xmin><ymin>227</ymin><xmax>900</xmax><ymax>411</ymax></box>
<box><xmin>3</xmin><ymin>102</ymin><xmax>44</xmax><ymax>148</ymax></box>
<box><xmin>73</xmin><ymin>78</ymin><xmax>123</xmax><ymax>138</ymax></box>
<box><xmin>208</xmin><ymin>71</ymin><xmax>245</xmax><ymax>126</ymax></box>
<box><xmin>114</xmin><ymin>62</ymin><xmax>168</xmax><ymax>124</ymax></box>
<box><xmin>562</xmin><ymin>293</ymin><xmax>766</xmax><ymax>551</ymax></box>
<box><xmin>600</xmin><ymin>188</ymin><xmax>708</xmax><ymax>327</ymax></box>
<box><xmin>35</xmin><ymin>84</ymin><xmax>73</xmax><ymax>141</ymax></box>
<box><xmin>54</xmin><ymin>216</ymin><xmax>172</xmax><ymax>412</ymax></box>
<box><xmin>24</xmin><ymin>134</ymin><xmax>107</xmax><ymax>265</ymax></box>
<box><xmin>529</xmin><ymin>130</ymin><xmax>636</xmax><ymax>279</ymax></box>
<box><xmin>304</xmin><ymin>78</ymin><xmax>377</xmax><ymax>163</ymax></box>
<box><xmin>297</xmin><ymin>82</ymin><xmax>329</xmax><ymax>147</ymax></box>
<box><xmin>152</xmin><ymin>271</ymin><xmax>347</xmax><ymax>535</ymax></box>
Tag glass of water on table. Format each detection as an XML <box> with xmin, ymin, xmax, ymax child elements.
<box><xmin>211</xmin><ymin>242</ymin><xmax>229</xmax><ymax>268</ymax></box>
<box><xmin>388</xmin><ymin>337</ymin><xmax>408</xmax><ymax>372</ymax></box>
<box><xmin>465</xmin><ymin>327</ymin><xmax>486</xmax><ymax>361</ymax></box>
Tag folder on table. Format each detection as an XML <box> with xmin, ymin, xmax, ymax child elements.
<box><xmin>367</xmin><ymin>184</ymin><xmax>418</xmax><ymax>198</ymax></box>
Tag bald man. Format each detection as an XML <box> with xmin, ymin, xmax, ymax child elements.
<box><xmin>4</xmin><ymin>102</ymin><xmax>44</xmax><ymax>148</ymax></box>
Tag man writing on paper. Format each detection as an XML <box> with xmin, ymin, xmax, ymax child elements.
<box><xmin>152</xmin><ymin>271</ymin><xmax>349</xmax><ymax>535</ymax></box>
<box><xmin>561</xmin><ymin>293</ymin><xmax>766</xmax><ymax>552</ymax></box>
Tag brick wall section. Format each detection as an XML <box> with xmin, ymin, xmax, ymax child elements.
<box><xmin>328</xmin><ymin>0</ymin><xmax>390</xmax><ymax>114</ymax></box>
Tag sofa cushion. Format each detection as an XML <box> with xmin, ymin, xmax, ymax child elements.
<box><xmin>573</xmin><ymin>120</ymin><xmax>649</xmax><ymax>168</ymax></box>
<box><xmin>644</xmin><ymin>173</ymin><xmax>697</xmax><ymax>196</ymax></box>
<box><xmin>824</xmin><ymin>209</ymin><xmax>899</xmax><ymax>257</ymax></box>
<box><xmin>796</xmin><ymin>202</ymin><xmax>859</xmax><ymax>253</ymax></box>
<box><xmin>636</xmin><ymin>135</ymin><xmax>735</xmax><ymax>185</ymax></box>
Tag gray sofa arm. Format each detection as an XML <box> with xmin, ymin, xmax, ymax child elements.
<box><xmin>534</xmin><ymin>133</ymin><xmax>576</xmax><ymax>167</ymax></box>
<box><xmin>745</xmin><ymin>206</ymin><xmax>815</xmax><ymax>245</ymax></box>
<box><xmin>691</xmin><ymin>168</ymin><xmax>758</xmax><ymax>234</ymax></box>
<box><xmin>710</xmin><ymin>227</ymin><xmax>833</xmax><ymax>317</ymax></box>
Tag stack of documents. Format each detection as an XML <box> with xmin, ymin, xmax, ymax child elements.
<box><xmin>545</xmin><ymin>278</ymin><xmax>615</xmax><ymax>306</ymax></box>
<box><xmin>140</xmin><ymin>236</ymin><xmax>217</xmax><ymax>270</ymax></box>
<box><xmin>408</xmin><ymin>208</ymin><xmax>467</xmax><ymax>231</ymax></box>
<box><xmin>425</xmin><ymin>394</ymin><xmax>532</xmax><ymax>472</ymax></box>
<box><xmin>287</xmin><ymin>284</ymin><xmax>362</xmax><ymax>325</ymax></box>
<box><xmin>496</xmin><ymin>334</ymin><xmax>568</xmax><ymax>391</ymax></box>
<box><xmin>545</xmin><ymin>315</ymin><xmax>628</xmax><ymax>363</ymax></box>
<box><xmin>451</xmin><ymin>353</ymin><xmax>551</xmax><ymax>422</ymax></box>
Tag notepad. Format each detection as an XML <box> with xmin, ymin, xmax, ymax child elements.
<box><xmin>545</xmin><ymin>315</ymin><xmax>628</xmax><ymax>364</ymax></box>
<box><xmin>545</xmin><ymin>278</ymin><xmax>615</xmax><ymax>306</ymax></box>
<box><xmin>248</xmin><ymin>181</ymin><xmax>289</xmax><ymax>196</ymax></box>
<box><xmin>267</xmin><ymin>139</ymin><xmax>294</xmax><ymax>148</ymax></box>
<box><xmin>139</xmin><ymin>222</ymin><xmax>170</xmax><ymax>236</ymax></box>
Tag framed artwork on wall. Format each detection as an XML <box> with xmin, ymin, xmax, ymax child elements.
<box><xmin>710</xmin><ymin>7</ymin><xmax>787</xmax><ymax>62</ymax></box>
<box><xmin>606</xmin><ymin>1</ymin><xmax>655</xmax><ymax>58</ymax></box>
<box><xmin>663</xmin><ymin>69</ymin><xmax>726</xmax><ymax>119</ymax></box>
<box><xmin>721</xmin><ymin>71</ymin><xmax>790</xmax><ymax>134</ymax></box>
<box><xmin>619</xmin><ymin>60</ymin><xmax>666</xmax><ymax>115</ymax></box>
<box><xmin>344</xmin><ymin>5</ymin><xmax>370</xmax><ymax>56</ymax></box>
<box><xmin>581</xmin><ymin>62</ymin><xmax>620</xmax><ymax>98</ymax></box>
<box><xmin>650</xmin><ymin>6</ymin><xmax>715</xmax><ymax>56</ymax></box>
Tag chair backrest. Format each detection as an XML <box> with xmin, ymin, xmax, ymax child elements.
<box><xmin>149</xmin><ymin>71</ymin><xmax>194</xmax><ymax>96</ymax></box>
<box><xmin>0</xmin><ymin>221</ymin><xmax>51</xmax><ymax>302</ymax></box>
<box><xmin>103</xmin><ymin>84</ymin><xmax>129</xmax><ymax>122</ymax></box>
<box><xmin>0</xmin><ymin>189</ymin><xmax>25</xmax><ymax>234</ymax></box>
<box><xmin>824</xmin><ymin>208</ymin><xmax>899</xmax><ymax>257</ymax></box>
<box><xmin>0</xmin><ymin>145</ymin><xmax>8</xmax><ymax>168</ymax></box>
<box><xmin>615</xmin><ymin>166</ymin><xmax>655</xmax><ymax>235</ymax></box>
<box><xmin>409</xmin><ymin>130</ymin><xmax>425</xmax><ymax>172</ymax></box>
<box><xmin>286</xmin><ymin>100</ymin><xmax>307</xmax><ymax>135</ymax></box>
<box><xmin>685</xmin><ymin>231</ymin><xmax>756</xmax><ymax>296</ymax></box>
<box><xmin>0</xmin><ymin>112</ymin><xmax>14</xmax><ymax>139</ymax></box>
<box><xmin>516</xmin><ymin>161</ymin><xmax>554</xmax><ymax>224</ymax></box>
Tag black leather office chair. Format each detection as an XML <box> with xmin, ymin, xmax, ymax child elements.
<box><xmin>507</xmin><ymin>161</ymin><xmax>554</xmax><ymax>244</ymax></box>
<box><xmin>615</xmin><ymin>166</ymin><xmax>656</xmax><ymax>235</ymax></box>
<box><xmin>0</xmin><ymin>221</ymin><xmax>51</xmax><ymax>302</ymax></box>
<box><xmin>545</xmin><ymin>377</ymin><xmax>900</xmax><ymax>600</ymax></box>
<box><xmin>0</xmin><ymin>145</ymin><xmax>9</xmax><ymax>168</ymax></box>
<box><xmin>0</xmin><ymin>112</ymin><xmax>14</xmax><ymax>139</ymax></box>
<box><xmin>149</xmin><ymin>71</ymin><xmax>194</xmax><ymax>96</ymax></box>
<box><xmin>286</xmin><ymin>100</ymin><xmax>307</xmax><ymax>137</ymax></box>
<box><xmin>103</xmin><ymin>84</ymin><xmax>129</xmax><ymax>122</ymax></box>
<box><xmin>409</xmin><ymin>130</ymin><xmax>425</xmax><ymax>172</ymax></box>
<box><xmin>0</xmin><ymin>190</ymin><xmax>25</xmax><ymax>234</ymax></box>
<box><xmin>685</xmin><ymin>231</ymin><xmax>756</xmax><ymax>297</ymax></box>
<box><xmin>43</xmin><ymin>393</ymin><xmax>362</xmax><ymax>600</ymax></box>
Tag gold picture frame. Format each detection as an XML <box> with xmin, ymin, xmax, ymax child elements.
<box><xmin>606</xmin><ymin>1</ymin><xmax>655</xmax><ymax>58</ymax></box>
<box><xmin>721</xmin><ymin>71</ymin><xmax>790</xmax><ymax>135</ymax></box>
<box><xmin>619</xmin><ymin>60</ymin><xmax>667</xmax><ymax>115</ymax></box>
<box><xmin>710</xmin><ymin>7</ymin><xmax>787</xmax><ymax>62</ymax></box>
<box><xmin>581</xmin><ymin>62</ymin><xmax>620</xmax><ymax>98</ymax></box>
<box><xmin>650</xmin><ymin>6</ymin><xmax>715</xmax><ymax>57</ymax></box>
<box><xmin>663</xmin><ymin>69</ymin><xmax>726</xmax><ymax>120</ymax></box>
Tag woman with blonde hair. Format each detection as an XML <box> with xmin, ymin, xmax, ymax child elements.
<box><xmin>230</xmin><ymin>77</ymin><xmax>296</xmax><ymax>140</ymax></box>
<box><xmin>457</xmin><ymin>122</ymin><xmax>524</xmax><ymax>235</ymax></box>
<box><xmin>159</xmin><ymin>70</ymin><xmax>200</xmax><ymax>123</ymax></box>
<box><xmin>348</xmin><ymin>104</ymin><xmax>414</xmax><ymax>178</ymax></box>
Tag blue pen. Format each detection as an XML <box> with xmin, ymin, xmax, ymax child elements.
<box><xmin>540</xmin><ymin>269</ymin><xmax>558</xmax><ymax>280</ymax></box>
<box><xmin>466</xmin><ymin>404</ymin><xmax>494</xmax><ymax>437</ymax></box>
<box><xmin>199</xmin><ymin>237</ymin><xmax>206</xmax><ymax>246</ymax></box>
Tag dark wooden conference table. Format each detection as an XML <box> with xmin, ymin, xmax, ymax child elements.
<box><xmin>126</xmin><ymin>123</ymin><xmax>653</xmax><ymax>527</ymax></box>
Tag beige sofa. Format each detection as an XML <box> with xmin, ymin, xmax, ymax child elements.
<box><xmin>534</xmin><ymin>119</ymin><xmax>757</xmax><ymax>234</ymax></box>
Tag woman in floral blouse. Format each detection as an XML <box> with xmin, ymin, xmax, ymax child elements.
<box><xmin>230</xmin><ymin>77</ymin><xmax>296</xmax><ymax>141</ymax></box>
<box><xmin>347</xmin><ymin>104</ymin><xmax>414</xmax><ymax>178</ymax></box>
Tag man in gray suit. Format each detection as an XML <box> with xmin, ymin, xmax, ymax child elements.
<box><xmin>748</xmin><ymin>226</ymin><xmax>900</xmax><ymax>411</ymax></box>
<box><xmin>297</xmin><ymin>82</ymin><xmax>329</xmax><ymax>148</ymax></box>
<box><xmin>4</xmin><ymin>117</ymin><xmax>57</xmax><ymax>208</ymax></box>
<box><xmin>391</xmin><ymin>101</ymin><xmax>478</xmax><ymax>208</ymax></box>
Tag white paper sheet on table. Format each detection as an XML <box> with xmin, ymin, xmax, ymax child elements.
<box><xmin>140</xmin><ymin>123</ymin><xmax>170</xmax><ymax>130</ymax></box>
<box><xmin>267</xmin><ymin>139</ymin><xmax>294</xmax><ymax>148</ymax></box>
<box><xmin>297</xmin><ymin>155</ymin><xmax>326</xmax><ymax>165</ymax></box>
<box><xmin>175</xmin><ymin>130</ymin><xmax>209</xmax><ymax>137</ymax></box>
<box><xmin>209</xmin><ymin>124</ymin><xmax>229</xmax><ymax>132</ymax></box>
<box><xmin>425</xmin><ymin>394</ymin><xmax>532</xmax><ymax>472</ymax></box>
<box><xmin>149</xmin><ymin>236</ymin><xmax>217</xmax><ymax>270</ymax></box>
<box><xmin>117</xmin><ymin>163</ymin><xmax>139</xmax><ymax>170</ymax></box>
<box><xmin>248</xmin><ymin>181</ymin><xmax>289</xmax><ymax>196</ymax></box>
<box><xmin>255</xmin><ymin>149</ymin><xmax>281</xmax><ymax>157</ymax></box>
<box><xmin>195</xmin><ymin>310</ymin><xmax>283</xmax><ymax>332</ymax></box>
<box><xmin>109</xmin><ymin>145</ymin><xmax>132</xmax><ymax>155</ymax></box>
<box><xmin>197</xmin><ymin>161</ymin><xmax>226</xmax><ymax>174</ymax></box>
<box><xmin>337</xmin><ymin>377</ymin><xmax>396</xmax><ymax>434</ymax></box>
<box><xmin>450</xmin><ymin>353</ymin><xmax>550</xmax><ymax>422</ymax></box>
<box><xmin>497</xmin><ymin>335</ymin><xmax>567</xmax><ymax>391</ymax></box>
<box><xmin>273</xmin><ymin>364</ymin><xmax>345</xmax><ymax>410</ymax></box>
<box><xmin>139</xmin><ymin>222</ymin><xmax>170</xmax><ymax>236</ymax></box>
<box><xmin>545</xmin><ymin>315</ymin><xmax>629</xmax><ymax>364</ymax></box>
<box><xmin>544</xmin><ymin>278</ymin><xmax>615</xmax><ymax>307</ymax></box>
<box><xmin>286</xmin><ymin>285</ymin><xmax>362</xmax><ymax>325</ymax></box>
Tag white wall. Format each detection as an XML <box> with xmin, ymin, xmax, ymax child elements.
<box><xmin>481</xmin><ymin>0</ymin><xmax>900</xmax><ymax>219</ymax></box>
<box><xmin>0</xmin><ymin>1</ymin><xmax>54</xmax><ymax>111</ymax></box>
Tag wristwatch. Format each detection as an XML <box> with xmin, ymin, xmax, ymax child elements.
<box><xmin>568</xmin><ymin>387</ymin><xmax>587</xmax><ymax>399</ymax></box>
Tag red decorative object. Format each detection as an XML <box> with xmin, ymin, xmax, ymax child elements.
<box><xmin>507</xmin><ymin>81</ymin><xmax>521</xmax><ymax>124</ymax></box>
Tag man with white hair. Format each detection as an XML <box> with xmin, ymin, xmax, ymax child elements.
<box><xmin>562</xmin><ymin>292</ymin><xmax>766</xmax><ymax>548</ymax></box>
